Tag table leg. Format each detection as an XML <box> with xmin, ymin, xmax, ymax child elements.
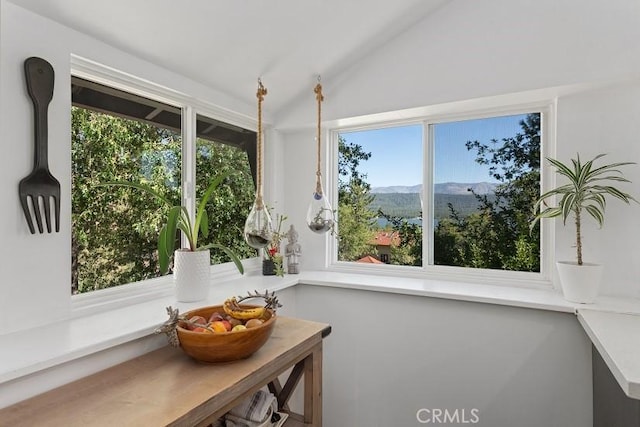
<box><xmin>304</xmin><ymin>344</ymin><xmax>323</xmax><ymax>426</ymax></box>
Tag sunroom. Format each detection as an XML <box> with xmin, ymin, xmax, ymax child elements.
<box><xmin>2</xmin><ymin>1</ymin><xmax>640</xmax><ymax>426</ymax></box>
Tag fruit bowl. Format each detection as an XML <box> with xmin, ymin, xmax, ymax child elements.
<box><xmin>176</xmin><ymin>304</ymin><xmax>276</xmax><ymax>363</ymax></box>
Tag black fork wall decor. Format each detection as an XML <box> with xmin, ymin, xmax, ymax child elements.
<box><xmin>19</xmin><ymin>57</ymin><xmax>60</xmax><ymax>234</ymax></box>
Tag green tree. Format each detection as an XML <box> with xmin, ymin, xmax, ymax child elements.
<box><xmin>338</xmin><ymin>136</ymin><xmax>371</xmax><ymax>198</ymax></box>
<box><xmin>196</xmin><ymin>138</ymin><xmax>257</xmax><ymax>263</ymax></box>
<box><xmin>338</xmin><ymin>183</ymin><xmax>377</xmax><ymax>261</ymax></box>
<box><xmin>72</xmin><ymin>107</ymin><xmax>180</xmax><ymax>293</ymax></box>
<box><xmin>434</xmin><ymin>113</ymin><xmax>541</xmax><ymax>271</ymax></box>
<box><xmin>337</xmin><ymin>136</ymin><xmax>378</xmax><ymax>261</ymax></box>
<box><xmin>72</xmin><ymin>107</ymin><xmax>256</xmax><ymax>293</ymax></box>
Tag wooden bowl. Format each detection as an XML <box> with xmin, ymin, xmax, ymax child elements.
<box><xmin>176</xmin><ymin>304</ymin><xmax>276</xmax><ymax>363</ymax></box>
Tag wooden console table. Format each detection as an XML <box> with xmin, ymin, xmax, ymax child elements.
<box><xmin>0</xmin><ymin>316</ymin><xmax>331</xmax><ymax>427</ymax></box>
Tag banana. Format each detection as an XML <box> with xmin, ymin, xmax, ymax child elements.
<box><xmin>223</xmin><ymin>297</ymin><xmax>266</xmax><ymax>320</ymax></box>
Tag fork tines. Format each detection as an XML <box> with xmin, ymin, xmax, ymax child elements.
<box><xmin>19</xmin><ymin>193</ymin><xmax>60</xmax><ymax>234</ymax></box>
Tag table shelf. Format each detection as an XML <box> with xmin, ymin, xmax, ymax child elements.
<box><xmin>283</xmin><ymin>413</ymin><xmax>309</xmax><ymax>427</ymax></box>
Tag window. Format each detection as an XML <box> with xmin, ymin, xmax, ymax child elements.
<box><xmin>71</xmin><ymin>75</ymin><xmax>256</xmax><ymax>294</ymax></box>
<box><xmin>195</xmin><ymin>113</ymin><xmax>257</xmax><ymax>263</ymax></box>
<box><xmin>334</xmin><ymin>108</ymin><xmax>546</xmax><ymax>279</ymax></box>
<box><xmin>430</xmin><ymin>113</ymin><xmax>541</xmax><ymax>272</ymax></box>
<box><xmin>337</xmin><ymin>124</ymin><xmax>423</xmax><ymax>266</ymax></box>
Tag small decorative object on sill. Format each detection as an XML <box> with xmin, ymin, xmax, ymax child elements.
<box><xmin>19</xmin><ymin>57</ymin><xmax>61</xmax><ymax>234</ymax></box>
<box><xmin>285</xmin><ymin>224</ymin><xmax>301</xmax><ymax>274</ymax></box>
<box><xmin>262</xmin><ymin>210</ymin><xmax>287</xmax><ymax>276</ymax></box>
<box><xmin>305</xmin><ymin>75</ymin><xmax>337</xmax><ymax>235</ymax></box>
<box><xmin>531</xmin><ymin>153</ymin><xmax>637</xmax><ymax>303</ymax></box>
<box><xmin>262</xmin><ymin>258</ymin><xmax>276</xmax><ymax>276</ymax></box>
<box><xmin>244</xmin><ymin>78</ymin><xmax>273</xmax><ymax>249</ymax></box>
<box><xmin>155</xmin><ymin>291</ymin><xmax>282</xmax><ymax>363</ymax></box>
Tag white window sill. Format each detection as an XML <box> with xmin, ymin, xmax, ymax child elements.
<box><xmin>0</xmin><ymin>273</ymin><xmax>298</xmax><ymax>385</ymax></box>
<box><xmin>2</xmin><ymin>270</ymin><xmax>640</xmax><ymax>389</ymax></box>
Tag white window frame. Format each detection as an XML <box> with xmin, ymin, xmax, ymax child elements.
<box><xmin>70</xmin><ymin>56</ymin><xmax>260</xmax><ymax>315</ymax></box>
<box><xmin>328</xmin><ymin>101</ymin><xmax>556</xmax><ymax>289</ymax></box>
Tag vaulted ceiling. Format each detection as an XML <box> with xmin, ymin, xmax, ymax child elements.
<box><xmin>9</xmin><ymin>0</ymin><xmax>450</xmax><ymax>116</ymax></box>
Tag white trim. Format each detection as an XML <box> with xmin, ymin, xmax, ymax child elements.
<box><xmin>318</xmin><ymin>81</ymin><xmax>610</xmax><ymax>133</ymax></box>
<box><xmin>182</xmin><ymin>104</ymin><xmax>196</xmax><ymax>249</ymax></box>
<box><xmin>329</xmin><ymin>99</ymin><xmax>556</xmax><ymax>288</ymax></box>
<box><xmin>323</xmin><ymin>128</ymin><xmax>337</xmax><ymax>268</ymax></box>
<box><xmin>328</xmin><ymin>259</ymin><xmax>552</xmax><ymax>289</ymax></box>
<box><xmin>71</xmin><ymin>55</ymin><xmax>257</xmax><ymax>131</ymax></box>
<box><xmin>71</xmin><ymin>257</ymin><xmax>262</xmax><ymax>316</ymax></box>
<box><xmin>327</xmin><ymin>129</ymin><xmax>340</xmax><ymax>267</ymax></box>
<box><xmin>71</xmin><ymin>276</ymin><xmax>174</xmax><ymax>318</ymax></box>
<box><xmin>540</xmin><ymin>100</ymin><xmax>557</xmax><ymax>287</ymax></box>
<box><xmin>425</xmin><ymin>121</ymin><xmax>434</xmax><ymax>266</ymax></box>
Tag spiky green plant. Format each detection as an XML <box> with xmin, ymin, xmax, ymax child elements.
<box><xmin>531</xmin><ymin>153</ymin><xmax>636</xmax><ymax>265</ymax></box>
<box><xmin>100</xmin><ymin>172</ymin><xmax>244</xmax><ymax>275</ymax></box>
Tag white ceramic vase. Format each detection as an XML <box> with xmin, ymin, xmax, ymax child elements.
<box><xmin>556</xmin><ymin>261</ymin><xmax>604</xmax><ymax>304</ymax></box>
<box><xmin>173</xmin><ymin>249</ymin><xmax>211</xmax><ymax>302</ymax></box>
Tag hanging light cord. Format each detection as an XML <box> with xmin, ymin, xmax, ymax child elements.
<box><xmin>314</xmin><ymin>77</ymin><xmax>324</xmax><ymax>195</ymax></box>
<box><xmin>256</xmin><ymin>78</ymin><xmax>267</xmax><ymax>208</ymax></box>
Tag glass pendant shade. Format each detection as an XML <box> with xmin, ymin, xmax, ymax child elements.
<box><xmin>244</xmin><ymin>78</ymin><xmax>272</xmax><ymax>249</ymax></box>
<box><xmin>306</xmin><ymin>189</ymin><xmax>333</xmax><ymax>234</ymax></box>
<box><xmin>306</xmin><ymin>78</ymin><xmax>333</xmax><ymax>234</ymax></box>
<box><xmin>244</xmin><ymin>198</ymin><xmax>273</xmax><ymax>249</ymax></box>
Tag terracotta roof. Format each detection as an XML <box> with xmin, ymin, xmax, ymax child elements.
<box><xmin>356</xmin><ymin>255</ymin><xmax>384</xmax><ymax>264</ymax></box>
<box><xmin>369</xmin><ymin>231</ymin><xmax>400</xmax><ymax>247</ymax></box>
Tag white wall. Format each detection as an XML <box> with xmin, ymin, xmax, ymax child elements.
<box><xmin>556</xmin><ymin>82</ymin><xmax>640</xmax><ymax>298</ymax></box>
<box><xmin>277</xmin><ymin>127</ymin><xmax>332</xmax><ymax>271</ymax></box>
<box><xmin>279</xmin><ymin>0</ymin><xmax>640</xmax><ymax>298</ymax></box>
<box><xmin>298</xmin><ymin>285</ymin><xmax>592</xmax><ymax>427</ymax></box>
<box><xmin>0</xmin><ymin>1</ymin><xmax>258</xmax><ymax>335</ymax></box>
<box><xmin>273</xmin><ymin>6</ymin><xmax>640</xmax><ymax>423</ymax></box>
<box><xmin>278</xmin><ymin>0</ymin><xmax>640</xmax><ymax>127</ymax></box>
<box><xmin>0</xmin><ymin>0</ymin><xmax>627</xmax><ymax>423</ymax></box>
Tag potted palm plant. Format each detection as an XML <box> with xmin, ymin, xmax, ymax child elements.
<box><xmin>531</xmin><ymin>153</ymin><xmax>636</xmax><ymax>303</ymax></box>
<box><xmin>102</xmin><ymin>173</ymin><xmax>244</xmax><ymax>302</ymax></box>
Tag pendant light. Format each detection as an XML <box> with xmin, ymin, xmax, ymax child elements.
<box><xmin>244</xmin><ymin>78</ymin><xmax>273</xmax><ymax>249</ymax></box>
<box><xmin>306</xmin><ymin>76</ymin><xmax>334</xmax><ymax>234</ymax></box>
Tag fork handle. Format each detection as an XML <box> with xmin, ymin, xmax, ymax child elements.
<box><xmin>24</xmin><ymin>57</ymin><xmax>54</xmax><ymax>171</ymax></box>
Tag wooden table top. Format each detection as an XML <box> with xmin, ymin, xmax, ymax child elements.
<box><xmin>0</xmin><ymin>316</ymin><xmax>331</xmax><ymax>427</ymax></box>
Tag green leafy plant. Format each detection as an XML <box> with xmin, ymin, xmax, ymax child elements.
<box><xmin>263</xmin><ymin>209</ymin><xmax>287</xmax><ymax>277</ymax></box>
<box><xmin>531</xmin><ymin>153</ymin><xmax>637</xmax><ymax>265</ymax></box>
<box><xmin>101</xmin><ymin>173</ymin><xmax>244</xmax><ymax>275</ymax></box>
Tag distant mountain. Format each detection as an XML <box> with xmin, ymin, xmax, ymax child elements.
<box><xmin>371</xmin><ymin>184</ymin><xmax>422</xmax><ymax>194</ymax></box>
<box><xmin>369</xmin><ymin>192</ymin><xmax>497</xmax><ymax>219</ymax></box>
<box><xmin>435</xmin><ymin>182</ymin><xmax>497</xmax><ymax>195</ymax></box>
<box><xmin>371</xmin><ymin>182</ymin><xmax>497</xmax><ymax>195</ymax></box>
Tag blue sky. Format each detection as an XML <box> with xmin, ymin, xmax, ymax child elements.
<box><xmin>339</xmin><ymin>114</ymin><xmax>528</xmax><ymax>188</ymax></box>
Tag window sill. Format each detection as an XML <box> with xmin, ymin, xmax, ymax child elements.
<box><xmin>299</xmin><ymin>270</ymin><xmax>640</xmax><ymax>314</ymax></box>
<box><xmin>0</xmin><ymin>273</ymin><xmax>298</xmax><ymax>386</ymax></box>
<box><xmin>3</xmin><ymin>270</ymin><xmax>640</xmax><ymax>390</ymax></box>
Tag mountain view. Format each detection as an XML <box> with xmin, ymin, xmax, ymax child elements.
<box><xmin>371</xmin><ymin>182</ymin><xmax>497</xmax><ymax>195</ymax></box>
<box><xmin>369</xmin><ymin>182</ymin><xmax>498</xmax><ymax>219</ymax></box>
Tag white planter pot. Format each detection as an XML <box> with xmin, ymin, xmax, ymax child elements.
<box><xmin>173</xmin><ymin>249</ymin><xmax>211</xmax><ymax>302</ymax></box>
<box><xmin>556</xmin><ymin>261</ymin><xmax>604</xmax><ymax>304</ymax></box>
